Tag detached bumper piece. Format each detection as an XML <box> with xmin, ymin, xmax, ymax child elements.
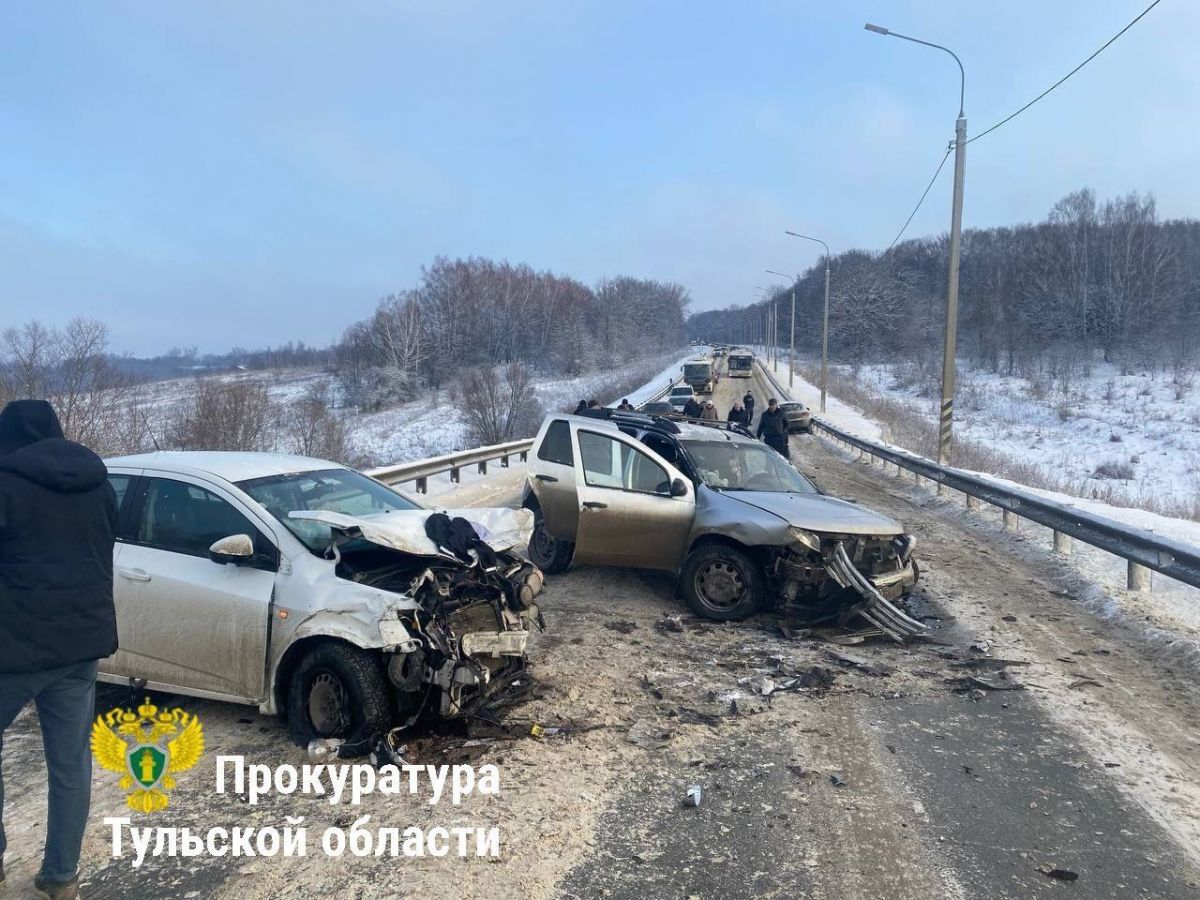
<box><xmin>825</xmin><ymin>541</ymin><xmax>926</xmax><ymax>643</ymax></box>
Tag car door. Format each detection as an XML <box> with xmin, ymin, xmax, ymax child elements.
<box><xmin>570</xmin><ymin>425</ymin><xmax>694</xmax><ymax>570</ymax></box>
<box><xmin>528</xmin><ymin>418</ymin><xmax>581</xmax><ymax>540</ymax></box>
<box><xmin>114</xmin><ymin>473</ymin><xmax>277</xmax><ymax>702</ymax></box>
<box><xmin>97</xmin><ymin>470</ymin><xmax>137</xmax><ymax>680</ymax></box>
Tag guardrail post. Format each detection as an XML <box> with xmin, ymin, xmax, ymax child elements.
<box><xmin>450</xmin><ymin>466</ymin><xmax>460</xmax><ymax>485</ymax></box>
<box><xmin>1127</xmin><ymin>561</ymin><xmax>1151</xmax><ymax>592</ymax></box>
<box><xmin>1053</xmin><ymin>531</ymin><xmax>1072</xmax><ymax>555</ymax></box>
<box><xmin>415</xmin><ymin>475</ymin><xmax>428</xmax><ymax>494</ymax></box>
<box><xmin>478</xmin><ymin>460</ymin><xmax>488</xmax><ymax>476</ymax></box>
<box><xmin>500</xmin><ymin>453</ymin><xmax>510</xmax><ymax>468</ymax></box>
<box><xmin>1003</xmin><ymin>509</ymin><xmax>1018</xmax><ymax>532</ymax></box>
<box><xmin>520</xmin><ymin>450</ymin><xmax>529</xmax><ymax>462</ymax></box>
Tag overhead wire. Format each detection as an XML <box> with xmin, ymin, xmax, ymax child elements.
<box><xmin>885</xmin><ymin>146</ymin><xmax>952</xmax><ymax>254</ymax></box>
<box><xmin>968</xmin><ymin>0</ymin><xmax>1166</xmax><ymax>144</ymax></box>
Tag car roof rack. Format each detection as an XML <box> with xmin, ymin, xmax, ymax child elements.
<box><xmin>577</xmin><ymin>407</ymin><xmax>682</xmax><ymax>434</ymax></box>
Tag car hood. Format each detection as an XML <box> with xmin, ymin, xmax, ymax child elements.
<box><xmin>725</xmin><ymin>491</ymin><xmax>904</xmax><ymax>536</ymax></box>
<box><xmin>289</xmin><ymin>507</ymin><xmax>535</xmax><ymax>558</ymax></box>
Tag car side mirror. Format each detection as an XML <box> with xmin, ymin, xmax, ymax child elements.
<box><xmin>669</xmin><ymin>477</ymin><xmax>688</xmax><ymax>497</ymax></box>
<box><xmin>209</xmin><ymin>533</ymin><xmax>255</xmax><ymax>565</ymax></box>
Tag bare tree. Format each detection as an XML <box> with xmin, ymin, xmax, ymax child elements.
<box><xmin>168</xmin><ymin>378</ymin><xmax>280</xmax><ymax>451</ymax></box>
<box><xmin>460</xmin><ymin>363</ymin><xmax>544</xmax><ymax>446</ymax></box>
<box><xmin>286</xmin><ymin>381</ymin><xmax>349</xmax><ymax>462</ymax></box>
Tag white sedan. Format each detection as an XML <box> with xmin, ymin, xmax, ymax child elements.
<box><xmin>101</xmin><ymin>451</ymin><xmax>542</xmax><ymax>750</ymax></box>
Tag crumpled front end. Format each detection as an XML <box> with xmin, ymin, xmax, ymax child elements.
<box><xmin>769</xmin><ymin>532</ymin><xmax>923</xmax><ymax>642</ymax></box>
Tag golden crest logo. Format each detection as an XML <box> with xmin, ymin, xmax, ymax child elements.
<box><xmin>91</xmin><ymin>698</ymin><xmax>205</xmax><ymax>814</ymax></box>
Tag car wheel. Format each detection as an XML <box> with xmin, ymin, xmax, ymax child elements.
<box><xmin>528</xmin><ymin>514</ymin><xmax>573</xmax><ymax>574</ymax></box>
<box><xmin>680</xmin><ymin>544</ymin><xmax>763</xmax><ymax>621</ymax></box>
<box><xmin>287</xmin><ymin>643</ymin><xmax>391</xmax><ymax>751</ymax></box>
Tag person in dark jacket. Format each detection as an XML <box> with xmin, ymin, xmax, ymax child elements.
<box><xmin>727</xmin><ymin>401</ymin><xmax>749</xmax><ymax>426</ymax></box>
<box><xmin>682</xmin><ymin>397</ymin><xmax>703</xmax><ymax>418</ymax></box>
<box><xmin>743</xmin><ymin>392</ymin><xmax>756</xmax><ymax>420</ymax></box>
<box><xmin>756</xmin><ymin>397</ymin><xmax>789</xmax><ymax>456</ymax></box>
<box><xmin>617</xmin><ymin>399</ymin><xmax>635</xmax><ymax>412</ymax></box>
<box><xmin>0</xmin><ymin>400</ymin><xmax>117</xmax><ymax>900</ymax></box>
<box><xmin>573</xmin><ymin>399</ymin><xmax>588</xmax><ymax>414</ymax></box>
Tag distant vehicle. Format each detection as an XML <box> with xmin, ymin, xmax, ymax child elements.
<box><xmin>727</xmin><ymin>349</ymin><xmax>753</xmax><ymax>378</ymax></box>
<box><xmin>521</xmin><ymin>411</ymin><xmax>922</xmax><ymax>641</ymax></box>
<box><xmin>642</xmin><ymin>401</ymin><xmax>674</xmax><ymax>415</ymax></box>
<box><xmin>682</xmin><ymin>357</ymin><xmax>714</xmax><ymax>394</ymax></box>
<box><xmin>99</xmin><ymin>451</ymin><xmax>543</xmax><ymax>749</ymax></box>
<box><xmin>779</xmin><ymin>401</ymin><xmax>813</xmax><ymax>434</ymax></box>
<box><xmin>667</xmin><ymin>385</ymin><xmax>696</xmax><ymax>411</ymax></box>
<box><xmin>712</xmin><ymin>347</ymin><xmax>727</xmax><ymax>358</ymax></box>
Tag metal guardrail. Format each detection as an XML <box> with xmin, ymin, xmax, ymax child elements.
<box><xmin>366</xmin><ymin>366</ymin><xmax>688</xmax><ymax>493</ymax></box>
<box><xmin>754</xmin><ymin>358</ymin><xmax>1200</xmax><ymax>593</ymax></box>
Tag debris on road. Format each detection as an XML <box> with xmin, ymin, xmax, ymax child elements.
<box><xmin>947</xmin><ymin>671</ymin><xmax>1025</xmax><ymax>693</ymax></box>
<box><xmin>686</xmin><ymin>784</ymin><xmax>702</xmax><ymax>807</ymax></box>
<box><xmin>626</xmin><ymin>719</ymin><xmax>673</xmax><ymax>750</ymax></box>
<box><xmin>1038</xmin><ymin>866</ymin><xmax>1080</xmax><ymax>882</ymax></box>
<box><xmin>606</xmin><ymin>620</ymin><xmax>638</xmax><ymax>635</ymax></box>
<box><xmin>656</xmin><ymin>614</ymin><xmax>685</xmax><ymax>634</ymax></box>
<box><xmin>823</xmin><ymin>649</ymin><xmax>894</xmax><ymax>677</ymax></box>
<box><xmin>1069</xmin><ymin>678</ymin><xmax>1102</xmax><ymax>689</ymax></box>
<box><xmin>830</xmin><ymin>773</ymin><xmax>847</xmax><ymax>787</ymax></box>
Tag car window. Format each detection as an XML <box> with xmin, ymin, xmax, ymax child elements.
<box><xmin>538</xmin><ymin>419</ymin><xmax>573</xmax><ymax>466</ymax></box>
<box><xmin>136</xmin><ymin>477</ymin><xmax>259</xmax><ymax>558</ymax></box>
<box><xmin>107</xmin><ymin>474</ymin><xmax>131</xmax><ymax>508</ymax></box>
<box><xmin>579</xmin><ymin>431</ymin><xmax>670</xmax><ymax>494</ymax></box>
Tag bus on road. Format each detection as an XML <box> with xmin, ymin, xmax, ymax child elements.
<box><xmin>727</xmin><ymin>349</ymin><xmax>753</xmax><ymax>378</ymax></box>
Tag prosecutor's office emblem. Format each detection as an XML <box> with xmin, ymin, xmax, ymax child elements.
<box><xmin>91</xmin><ymin>698</ymin><xmax>205</xmax><ymax>813</ymax></box>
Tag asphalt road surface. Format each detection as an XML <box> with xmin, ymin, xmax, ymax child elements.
<box><xmin>3</xmin><ymin>363</ymin><xmax>1198</xmax><ymax>899</ymax></box>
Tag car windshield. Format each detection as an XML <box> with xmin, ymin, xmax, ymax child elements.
<box><xmin>682</xmin><ymin>441</ymin><xmax>817</xmax><ymax>493</ymax></box>
<box><xmin>238</xmin><ymin>468</ymin><xmax>423</xmax><ymax>553</ymax></box>
<box><xmin>671</xmin><ymin>388</ymin><xmax>693</xmax><ymax>397</ymax></box>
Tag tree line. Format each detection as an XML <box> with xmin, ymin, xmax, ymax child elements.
<box><xmin>335</xmin><ymin>256</ymin><xmax>689</xmax><ymax>410</ymax></box>
<box><xmin>689</xmin><ymin>189</ymin><xmax>1200</xmax><ymax>381</ymax></box>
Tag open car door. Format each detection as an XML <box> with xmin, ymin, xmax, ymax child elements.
<box><xmin>568</xmin><ymin>423</ymin><xmax>694</xmax><ymax>570</ymax></box>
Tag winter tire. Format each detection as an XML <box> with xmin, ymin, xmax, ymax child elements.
<box><xmin>680</xmin><ymin>544</ymin><xmax>763</xmax><ymax>621</ymax></box>
<box><xmin>287</xmin><ymin>643</ymin><xmax>391</xmax><ymax>750</ymax></box>
<box><xmin>528</xmin><ymin>515</ymin><xmax>573</xmax><ymax>574</ymax></box>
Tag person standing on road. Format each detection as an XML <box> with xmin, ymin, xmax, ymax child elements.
<box><xmin>617</xmin><ymin>399</ymin><xmax>635</xmax><ymax>412</ymax></box>
<box><xmin>0</xmin><ymin>400</ymin><xmax>118</xmax><ymax>900</ymax></box>
<box><xmin>682</xmin><ymin>396</ymin><xmax>703</xmax><ymax>418</ymax></box>
<box><xmin>727</xmin><ymin>401</ymin><xmax>748</xmax><ymax>426</ymax></box>
<box><xmin>756</xmin><ymin>397</ymin><xmax>789</xmax><ymax>456</ymax></box>
<box><xmin>743</xmin><ymin>392</ymin><xmax>755</xmax><ymax>421</ymax></box>
<box><xmin>573</xmin><ymin>399</ymin><xmax>588</xmax><ymax>414</ymax></box>
<box><xmin>699</xmin><ymin>401</ymin><xmax>719</xmax><ymax>421</ymax></box>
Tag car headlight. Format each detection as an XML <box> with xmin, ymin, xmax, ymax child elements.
<box><xmin>789</xmin><ymin>527</ymin><xmax>822</xmax><ymax>554</ymax></box>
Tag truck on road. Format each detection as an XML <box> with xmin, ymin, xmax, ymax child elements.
<box><xmin>682</xmin><ymin>357</ymin><xmax>714</xmax><ymax>394</ymax></box>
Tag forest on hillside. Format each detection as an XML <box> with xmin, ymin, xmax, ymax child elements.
<box><xmin>689</xmin><ymin>189</ymin><xmax>1200</xmax><ymax>381</ymax></box>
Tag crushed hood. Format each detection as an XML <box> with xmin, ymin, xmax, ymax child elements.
<box><xmin>289</xmin><ymin>507</ymin><xmax>534</xmax><ymax>558</ymax></box>
<box><xmin>726</xmin><ymin>491</ymin><xmax>904</xmax><ymax>536</ymax></box>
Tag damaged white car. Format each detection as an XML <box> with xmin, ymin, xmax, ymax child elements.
<box><xmin>101</xmin><ymin>452</ymin><xmax>543</xmax><ymax>751</ymax></box>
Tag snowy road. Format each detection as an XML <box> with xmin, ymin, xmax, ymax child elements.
<box><xmin>3</xmin><ymin>365</ymin><xmax>1199</xmax><ymax>899</ymax></box>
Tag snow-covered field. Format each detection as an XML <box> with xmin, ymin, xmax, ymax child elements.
<box><xmin>344</xmin><ymin>347</ymin><xmax>695</xmax><ymax>466</ymax></box>
<box><xmin>758</xmin><ymin>352</ymin><xmax>1200</xmax><ymax>662</ymax></box>
<box><xmin>851</xmin><ymin>360</ymin><xmax>1200</xmax><ymax>512</ymax></box>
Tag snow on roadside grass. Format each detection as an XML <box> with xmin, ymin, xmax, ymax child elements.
<box><xmin>756</xmin><ymin>353</ymin><xmax>883</xmax><ymax>441</ymax></box>
<box><xmin>758</xmin><ymin>347</ymin><xmax>1200</xmax><ymax>664</ymax></box>
<box><xmin>345</xmin><ymin>348</ymin><xmax>692</xmax><ymax>467</ymax></box>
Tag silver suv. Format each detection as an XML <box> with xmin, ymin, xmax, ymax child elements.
<box><xmin>522</xmin><ymin>411</ymin><xmax>923</xmax><ymax>641</ymax></box>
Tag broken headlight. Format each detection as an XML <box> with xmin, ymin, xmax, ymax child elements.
<box><xmin>788</xmin><ymin>526</ymin><xmax>822</xmax><ymax>555</ymax></box>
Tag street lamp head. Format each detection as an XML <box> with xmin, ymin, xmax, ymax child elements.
<box><xmin>864</xmin><ymin>23</ymin><xmax>889</xmax><ymax>35</ymax></box>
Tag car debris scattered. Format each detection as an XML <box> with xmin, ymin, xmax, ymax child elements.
<box><xmin>823</xmin><ymin>649</ymin><xmax>894</xmax><ymax>677</ymax></box>
<box><xmin>685</xmin><ymin>784</ymin><xmax>703</xmax><ymax>807</ymax></box>
<box><xmin>829</xmin><ymin>773</ymin><xmax>847</xmax><ymax>787</ymax></box>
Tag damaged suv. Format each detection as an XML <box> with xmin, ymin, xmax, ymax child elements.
<box><xmin>102</xmin><ymin>452</ymin><xmax>543</xmax><ymax>750</ymax></box>
<box><xmin>524</xmin><ymin>411</ymin><xmax>923</xmax><ymax>641</ymax></box>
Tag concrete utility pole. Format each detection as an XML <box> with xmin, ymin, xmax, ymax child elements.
<box><xmin>866</xmin><ymin>23</ymin><xmax>966</xmax><ymax>466</ymax></box>
<box><xmin>783</xmin><ymin>233</ymin><xmax>832</xmax><ymax>412</ymax></box>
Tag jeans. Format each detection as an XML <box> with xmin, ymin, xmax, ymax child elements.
<box><xmin>0</xmin><ymin>659</ymin><xmax>97</xmax><ymax>883</ymax></box>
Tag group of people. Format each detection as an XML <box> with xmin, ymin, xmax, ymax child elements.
<box><xmin>573</xmin><ymin>389</ymin><xmax>791</xmax><ymax>457</ymax></box>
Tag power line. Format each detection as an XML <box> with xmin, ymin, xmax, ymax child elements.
<box><xmin>885</xmin><ymin>146</ymin><xmax>952</xmax><ymax>253</ymax></box>
<box><xmin>968</xmin><ymin>0</ymin><xmax>1166</xmax><ymax>144</ymax></box>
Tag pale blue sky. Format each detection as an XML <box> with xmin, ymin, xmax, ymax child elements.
<box><xmin>2</xmin><ymin>1</ymin><xmax>1195</xmax><ymax>353</ymax></box>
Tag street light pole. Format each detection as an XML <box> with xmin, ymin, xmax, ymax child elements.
<box><xmin>784</xmin><ymin>232</ymin><xmax>831</xmax><ymax>412</ymax></box>
<box><xmin>866</xmin><ymin>23</ymin><xmax>966</xmax><ymax>466</ymax></box>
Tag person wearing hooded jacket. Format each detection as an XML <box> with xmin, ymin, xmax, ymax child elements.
<box><xmin>0</xmin><ymin>400</ymin><xmax>117</xmax><ymax>900</ymax></box>
<box><xmin>756</xmin><ymin>397</ymin><xmax>790</xmax><ymax>456</ymax></box>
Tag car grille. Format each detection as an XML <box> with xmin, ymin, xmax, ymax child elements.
<box><xmin>447</xmin><ymin>600</ymin><xmax>503</xmax><ymax>638</ymax></box>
